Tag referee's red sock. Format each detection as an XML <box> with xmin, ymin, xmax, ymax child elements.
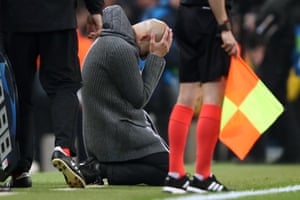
<box><xmin>168</xmin><ymin>104</ymin><xmax>194</xmax><ymax>178</ymax></box>
<box><xmin>195</xmin><ymin>104</ymin><xmax>221</xmax><ymax>180</ymax></box>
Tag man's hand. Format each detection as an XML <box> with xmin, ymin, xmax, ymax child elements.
<box><xmin>86</xmin><ymin>14</ymin><xmax>103</xmax><ymax>39</ymax></box>
<box><xmin>221</xmin><ymin>31</ymin><xmax>239</xmax><ymax>56</ymax></box>
<box><xmin>150</xmin><ymin>27</ymin><xmax>173</xmax><ymax>57</ymax></box>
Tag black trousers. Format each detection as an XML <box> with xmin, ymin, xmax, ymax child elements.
<box><xmin>4</xmin><ymin>30</ymin><xmax>82</xmax><ymax>172</ymax></box>
<box><xmin>100</xmin><ymin>152</ymin><xmax>169</xmax><ymax>186</ymax></box>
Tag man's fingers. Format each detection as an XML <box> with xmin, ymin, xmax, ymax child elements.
<box><xmin>161</xmin><ymin>28</ymin><xmax>173</xmax><ymax>50</ymax></box>
<box><xmin>162</xmin><ymin>27</ymin><xmax>170</xmax><ymax>41</ymax></box>
<box><xmin>168</xmin><ymin>28</ymin><xmax>173</xmax><ymax>43</ymax></box>
<box><xmin>222</xmin><ymin>43</ymin><xmax>238</xmax><ymax>56</ymax></box>
<box><xmin>150</xmin><ymin>31</ymin><xmax>156</xmax><ymax>44</ymax></box>
<box><xmin>87</xmin><ymin>32</ymin><xmax>99</xmax><ymax>39</ymax></box>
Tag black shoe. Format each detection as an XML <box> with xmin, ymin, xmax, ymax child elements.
<box><xmin>79</xmin><ymin>158</ymin><xmax>103</xmax><ymax>185</ymax></box>
<box><xmin>51</xmin><ymin>147</ymin><xmax>86</xmax><ymax>188</ymax></box>
<box><xmin>0</xmin><ymin>185</ymin><xmax>11</xmax><ymax>192</ymax></box>
<box><xmin>4</xmin><ymin>172</ymin><xmax>32</xmax><ymax>188</ymax></box>
<box><xmin>187</xmin><ymin>174</ymin><xmax>230</xmax><ymax>193</ymax></box>
<box><xmin>162</xmin><ymin>174</ymin><xmax>190</xmax><ymax>194</ymax></box>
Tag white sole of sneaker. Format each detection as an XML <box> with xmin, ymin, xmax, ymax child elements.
<box><xmin>187</xmin><ymin>186</ymin><xmax>207</xmax><ymax>193</ymax></box>
<box><xmin>52</xmin><ymin>159</ymin><xmax>86</xmax><ymax>188</ymax></box>
<box><xmin>163</xmin><ymin>186</ymin><xmax>187</xmax><ymax>194</ymax></box>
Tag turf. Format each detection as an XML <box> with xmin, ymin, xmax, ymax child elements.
<box><xmin>1</xmin><ymin>162</ymin><xmax>300</xmax><ymax>200</ymax></box>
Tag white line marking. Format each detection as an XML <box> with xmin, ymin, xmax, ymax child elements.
<box><xmin>51</xmin><ymin>185</ymin><xmax>105</xmax><ymax>191</ymax></box>
<box><xmin>51</xmin><ymin>188</ymin><xmax>80</xmax><ymax>191</ymax></box>
<box><xmin>0</xmin><ymin>192</ymin><xmax>15</xmax><ymax>196</ymax></box>
<box><xmin>165</xmin><ymin>185</ymin><xmax>300</xmax><ymax>200</ymax></box>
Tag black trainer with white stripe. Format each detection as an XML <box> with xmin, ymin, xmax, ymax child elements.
<box><xmin>187</xmin><ymin>174</ymin><xmax>230</xmax><ymax>193</ymax></box>
<box><xmin>162</xmin><ymin>174</ymin><xmax>190</xmax><ymax>194</ymax></box>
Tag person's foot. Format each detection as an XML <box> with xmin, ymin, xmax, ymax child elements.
<box><xmin>162</xmin><ymin>174</ymin><xmax>190</xmax><ymax>194</ymax></box>
<box><xmin>0</xmin><ymin>185</ymin><xmax>11</xmax><ymax>192</ymax></box>
<box><xmin>79</xmin><ymin>158</ymin><xmax>103</xmax><ymax>185</ymax></box>
<box><xmin>187</xmin><ymin>174</ymin><xmax>230</xmax><ymax>193</ymax></box>
<box><xmin>4</xmin><ymin>172</ymin><xmax>32</xmax><ymax>188</ymax></box>
<box><xmin>51</xmin><ymin>146</ymin><xmax>86</xmax><ymax>188</ymax></box>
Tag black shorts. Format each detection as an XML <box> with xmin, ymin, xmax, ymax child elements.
<box><xmin>175</xmin><ymin>5</ymin><xmax>230</xmax><ymax>83</ymax></box>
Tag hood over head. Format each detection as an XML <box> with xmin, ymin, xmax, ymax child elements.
<box><xmin>100</xmin><ymin>5</ymin><xmax>136</xmax><ymax>45</ymax></box>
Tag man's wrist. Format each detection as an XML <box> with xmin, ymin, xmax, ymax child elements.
<box><xmin>218</xmin><ymin>19</ymin><xmax>232</xmax><ymax>32</ymax></box>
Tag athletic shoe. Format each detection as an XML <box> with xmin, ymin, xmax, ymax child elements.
<box><xmin>51</xmin><ymin>146</ymin><xmax>86</xmax><ymax>188</ymax></box>
<box><xmin>4</xmin><ymin>172</ymin><xmax>32</xmax><ymax>188</ymax></box>
<box><xmin>0</xmin><ymin>185</ymin><xmax>11</xmax><ymax>192</ymax></box>
<box><xmin>162</xmin><ymin>174</ymin><xmax>190</xmax><ymax>194</ymax></box>
<box><xmin>187</xmin><ymin>174</ymin><xmax>229</xmax><ymax>193</ymax></box>
<box><xmin>79</xmin><ymin>158</ymin><xmax>104</xmax><ymax>185</ymax></box>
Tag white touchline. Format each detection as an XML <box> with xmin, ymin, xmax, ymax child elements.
<box><xmin>0</xmin><ymin>192</ymin><xmax>15</xmax><ymax>196</ymax></box>
<box><xmin>164</xmin><ymin>185</ymin><xmax>300</xmax><ymax>200</ymax></box>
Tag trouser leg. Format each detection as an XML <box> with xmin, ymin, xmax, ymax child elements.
<box><xmin>38</xmin><ymin>30</ymin><xmax>82</xmax><ymax>156</ymax></box>
<box><xmin>49</xmin><ymin>90</ymin><xmax>79</xmax><ymax>156</ymax></box>
<box><xmin>104</xmin><ymin>152</ymin><xmax>168</xmax><ymax>186</ymax></box>
<box><xmin>4</xmin><ymin>33</ymin><xmax>38</xmax><ymax>173</ymax></box>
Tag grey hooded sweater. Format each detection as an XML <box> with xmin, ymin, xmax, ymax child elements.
<box><xmin>81</xmin><ymin>5</ymin><xmax>169</xmax><ymax>162</ymax></box>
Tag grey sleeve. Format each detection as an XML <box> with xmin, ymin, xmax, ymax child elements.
<box><xmin>109</xmin><ymin>45</ymin><xmax>165</xmax><ymax>109</ymax></box>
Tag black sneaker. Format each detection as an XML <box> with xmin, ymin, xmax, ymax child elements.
<box><xmin>51</xmin><ymin>147</ymin><xmax>86</xmax><ymax>188</ymax></box>
<box><xmin>0</xmin><ymin>185</ymin><xmax>11</xmax><ymax>192</ymax></box>
<box><xmin>187</xmin><ymin>174</ymin><xmax>229</xmax><ymax>193</ymax></box>
<box><xmin>79</xmin><ymin>158</ymin><xmax>104</xmax><ymax>185</ymax></box>
<box><xmin>162</xmin><ymin>174</ymin><xmax>190</xmax><ymax>194</ymax></box>
<box><xmin>4</xmin><ymin>172</ymin><xmax>32</xmax><ymax>188</ymax></box>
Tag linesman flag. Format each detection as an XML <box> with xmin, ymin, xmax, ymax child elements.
<box><xmin>219</xmin><ymin>56</ymin><xmax>284</xmax><ymax>160</ymax></box>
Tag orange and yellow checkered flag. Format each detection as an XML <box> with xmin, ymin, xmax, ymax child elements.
<box><xmin>220</xmin><ymin>56</ymin><xmax>284</xmax><ymax>160</ymax></box>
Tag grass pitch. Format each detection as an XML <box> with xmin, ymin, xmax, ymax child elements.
<box><xmin>1</xmin><ymin>162</ymin><xmax>300</xmax><ymax>200</ymax></box>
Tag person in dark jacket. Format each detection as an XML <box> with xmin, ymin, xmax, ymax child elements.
<box><xmin>56</xmin><ymin>5</ymin><xmax>173</xmax><ymax>188</ymax></box>
<box><xmin>1</xmin><ymin>0</ymin><xmax>104</xmax><ymax>188</ymax></box>
<box><xmin>248</xmin><ymin>0</ymin><xmax>300</xmax><ymax>163</ymax></box>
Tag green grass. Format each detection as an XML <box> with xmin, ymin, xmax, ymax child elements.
<box><xmin>1</xmin><ymin>162</ymin><xmax>300</xmax><ymax>200</ymax></box>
